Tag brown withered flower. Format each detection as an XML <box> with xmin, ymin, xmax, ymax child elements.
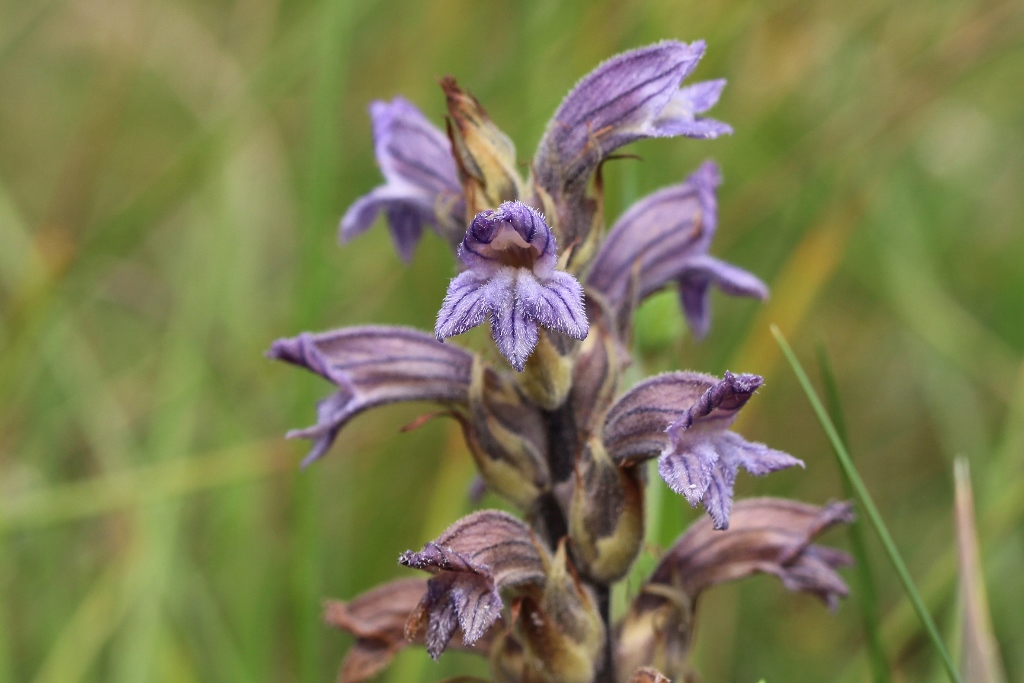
<box><xmin>616</xmin><ymin>498</ymin><xmax>854</xmax><ymax>681</ymax></box>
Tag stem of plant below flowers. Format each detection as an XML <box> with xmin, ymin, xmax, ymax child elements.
<box><xmin>594</xmin><ymin>583</ymin><xmax>615</xmax><ymax>683</ymax></box>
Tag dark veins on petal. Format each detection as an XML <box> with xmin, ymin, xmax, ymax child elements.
<box><xmin>266</xmin><ymin>326</ymin><xmax>473</xmax><ymax>466</ymax></box>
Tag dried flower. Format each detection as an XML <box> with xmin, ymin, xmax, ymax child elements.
<box><xmin>399</xmin><ymin>510</ymin><xmax>548</xmax><ymax>658</ymax></box>
<box><xmin>616</xmin><ymin>498</ymin><xmax>853</xmax><ymax>680</ymax></box>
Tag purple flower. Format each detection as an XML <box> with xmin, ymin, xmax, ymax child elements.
<box><xmin>340</xmin><ymin>98</ymin><xmax>465</xmax><ymax>262</ymax></box>
<box><xmin>532</xmin><ymin>40</ymin><xmax>732</xmax><ymax>251</ymax></box>
<box><xmin>400</xmin><ymin>510</ymin><xmax>548</xmax><ymax>659</ymax></box>
<box><xmin>588</xmin><ymin>161</ymin><xmax>767</xmax><ymax>339</ymax></box>
<box><xmin>266</xmin><ymin>326</ymin><xmax>473</xmax><ymax>466</ymax></box>
<box><xmin>603</xmin><ymin>371</ymin><xmax>803</xmax><ymax>529</ymax></box>
<box><xmin>435</xmin><ymin>201</ymin><xmax>589</xmax><ymax>371</ymax></box>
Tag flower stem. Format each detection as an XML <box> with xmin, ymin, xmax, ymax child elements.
<box><xmin>594</xmin><ymin>582</ymin><xmax>615</xmax><ymax>683</ymax></box>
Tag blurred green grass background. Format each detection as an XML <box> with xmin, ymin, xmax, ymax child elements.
<box><xmin>1</xmin><ymin>0</ymin><xmax>1022</xmax><ymax>681</ymax></box>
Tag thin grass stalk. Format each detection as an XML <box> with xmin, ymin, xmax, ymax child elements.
<box><xmin>815</xmin><ymin>344</ymin><xmax>891</xmax><ymax>683</ymax></box>
<box><xmin>771</xmin><ymin>325</ymin><xmax>961</xmax><ymax>683</ymax></box>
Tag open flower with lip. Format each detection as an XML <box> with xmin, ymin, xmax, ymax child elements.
<box><xmin>435</xmin><ymin>201</ymin><xmax>589</xmax><ymax>371</ymax></box>
<box><xmin>604</xmin><ymin>371</ymin><xmax>804</xmax><ymax>529</ymax></box>
<box><xmin>533</xmin><ymin>40</ymin><xmax>732</xmax><ymax>261</ymax></box>
<box><xmin>339</xmin><ymin>97</ymin><xmax>465</xmax><ymax>261</ymax></box>
<box><xmin>268</xmin><ymin>37</ymin><xmax>854</xmax><ymax>683</ymax></box>
<box><xmin>587</xmin><ymin>161</ymin><xmax>768</xmax><ymax>339</ymax></box>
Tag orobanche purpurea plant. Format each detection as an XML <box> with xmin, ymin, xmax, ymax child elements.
<box><xmin>269</xmin><ymin>40</ymin><xmax>853</xmax><ymax>683</ymax></box>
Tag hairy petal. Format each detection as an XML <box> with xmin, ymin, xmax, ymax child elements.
<box><xmin>399</xmin><ymin>511</ymin><xmax>548</xmax><ymax>658</ymax></box>
<box><xmin>266</xmin><ymin>326</ymin><xmax>473</xmax><ymax>466</ymax></box>
<box><xmin>437</xmin><ymin>203</ymin><xmax>589</xmax><ymax>371</ymax></box>
<box><xmin>534</xmin><ymin>41</ymin><xmax>707</xmax><ymax>196</ymax></box>
<box><xmin>488</xmin><ymin>270</ymin><xmax>540</xmax><ymax>372</ymax></box>
<box><xmin>435</xmin><ymin>270</ymin><xmax>497</xmax><ymax>340</ymax></box>
<box><xmin>532</xmin><ymin>41</ymin><xmax>729</xmax><ymax>259</ymax></box>
<box><xmin>518</xmin><ymin>270</ymin><xmax>588</xmax><ymax>339</ymax></box>
<box><xmin>677</xmin><ymin>79</ymin><xmax>727</xmax><ymax>114</ymax></box>
<box><xmin>657</xmin><ymin>439</ymin><xmax>719</xmax><ymax>506</ymax></box>
<box><xmin>677</xmin><ymin>254</ymin><xmax>769</xmax><ymax>339</ymax></box>
<box><xmin>664</xmin><ymin>372</ymin><xmax>803</xmax><ymax>528</ymax></box>
<box><xmin>339</xmin><ymin>97</ymin><xmax>465</xmax><ymax>259</ymax></box>
<box><xmin>648</xmin><ymin>79</ymin><xmax>733</xmax><ymax>139</ymax></box>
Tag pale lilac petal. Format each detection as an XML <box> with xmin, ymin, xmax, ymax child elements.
<box><xmin>719</xmin><ymin>431</ymin><xmax>805</xmax><ymax>476</ymax></box>
<box><xmin>654</xmin><ymin>117</ymin><xmax>734</xmax><ymax>139</ymax></box>
<box><xmin>370</xmin><ymin>97</ymin><xmax>459</xmax><ymax>197</ymax></box>
<box><xmin>648</xmin><ymin>80</ymin><xmax>733</xmax><ymax>139</ymax></box>
<box><xmin>657</xmin><ymin>440</ymin><xmax>718</xmax><ymax>506</ymax></box>
<box><xmin>532</xmin><ymin>41</ymin><xmax>730</xmax><ymax>254</ymax></box>
<box><xmin>438</xmin><ymin>202</ymin><xmax>589</xmax><ymax>370</ymax></box>
<box><xmin>679</xmin><ymin>254</ymin><xmax>769</xmax><ymax>298</ymax></box>
<box><xmin>588</xmin><ymin>161</ymin><xmax>720</xmax><ymax>311</ymax></box>
<box><xmin>677</xmin><ymin>255</ymin><xmax>768</xmax><ymax>339</ymax></box>
<box><xmin>339</xmin><ymin>188</ymin><xmax>389</xmax><ymax>241</ymax></box>
<box><xmin>588</xmin><ymin>161</ymin><xmax>765</xmax><ymax>340</ymax></box>
<box><xmin>700</xmin><ymin>455</ymin><xmax>738</xmax><ymax>529</ymax></box>
<box><xmin>605</xmin><ymin>371</ymin><xmax>802</xmax><ymax>528</ymax></box>
<box><xmin>677</xmin><ymin>79</ymin><xmax>727</xmax><ymax>114</ymax></box>
<box><xmin>435</xmin><ymin>270</ymin><xmax>494</xmax><ymax>340</ymax></box>
<box><xmin>489</xmin><ymin>273</ymin><xmax>541</xmax><ymax>372</ymax></box>
<box><xmin>517</xmin><ymin>271</ymin><xmax>589</xmax><ymax>340</ymax></box>
<box><xmin>384</xmin><ymin>203</ymin><xmax>429</xmax><ymax>264</ymax></box>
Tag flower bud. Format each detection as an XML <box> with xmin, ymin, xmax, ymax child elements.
<box><xmin>519</xmin><ymin>541</ymin><xmax>605</xmax><ymax>683</ymax></box>
<box><xmin>441</xmin><ymin>76</ymin><xmax>524</xmax><ymax>219</ymax></box>
<box><xmin>569</xmin><ymin>438</ymin><xmax>645</xmax><ymax>583</ymax></box>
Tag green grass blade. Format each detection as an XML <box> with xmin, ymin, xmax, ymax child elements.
<box><xmin>771</xmin><ymin>325</ymin><xmax>961</xmax><ymax>683</ymax></box>
<box><xmin>815</xmin><ymin>344</ymin><xmax>891</xmax><ymax>683</ymax></box>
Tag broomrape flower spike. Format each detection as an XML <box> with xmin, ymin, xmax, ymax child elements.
<box><xmin>435</xmin><ymin>201</ymin><xmax>589</xmax><ymax>371</ymax></box>
<box><xmin>270</xmin><ymin>38</ymin><xmax>853</xmax><ymax>683</ymax></box>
